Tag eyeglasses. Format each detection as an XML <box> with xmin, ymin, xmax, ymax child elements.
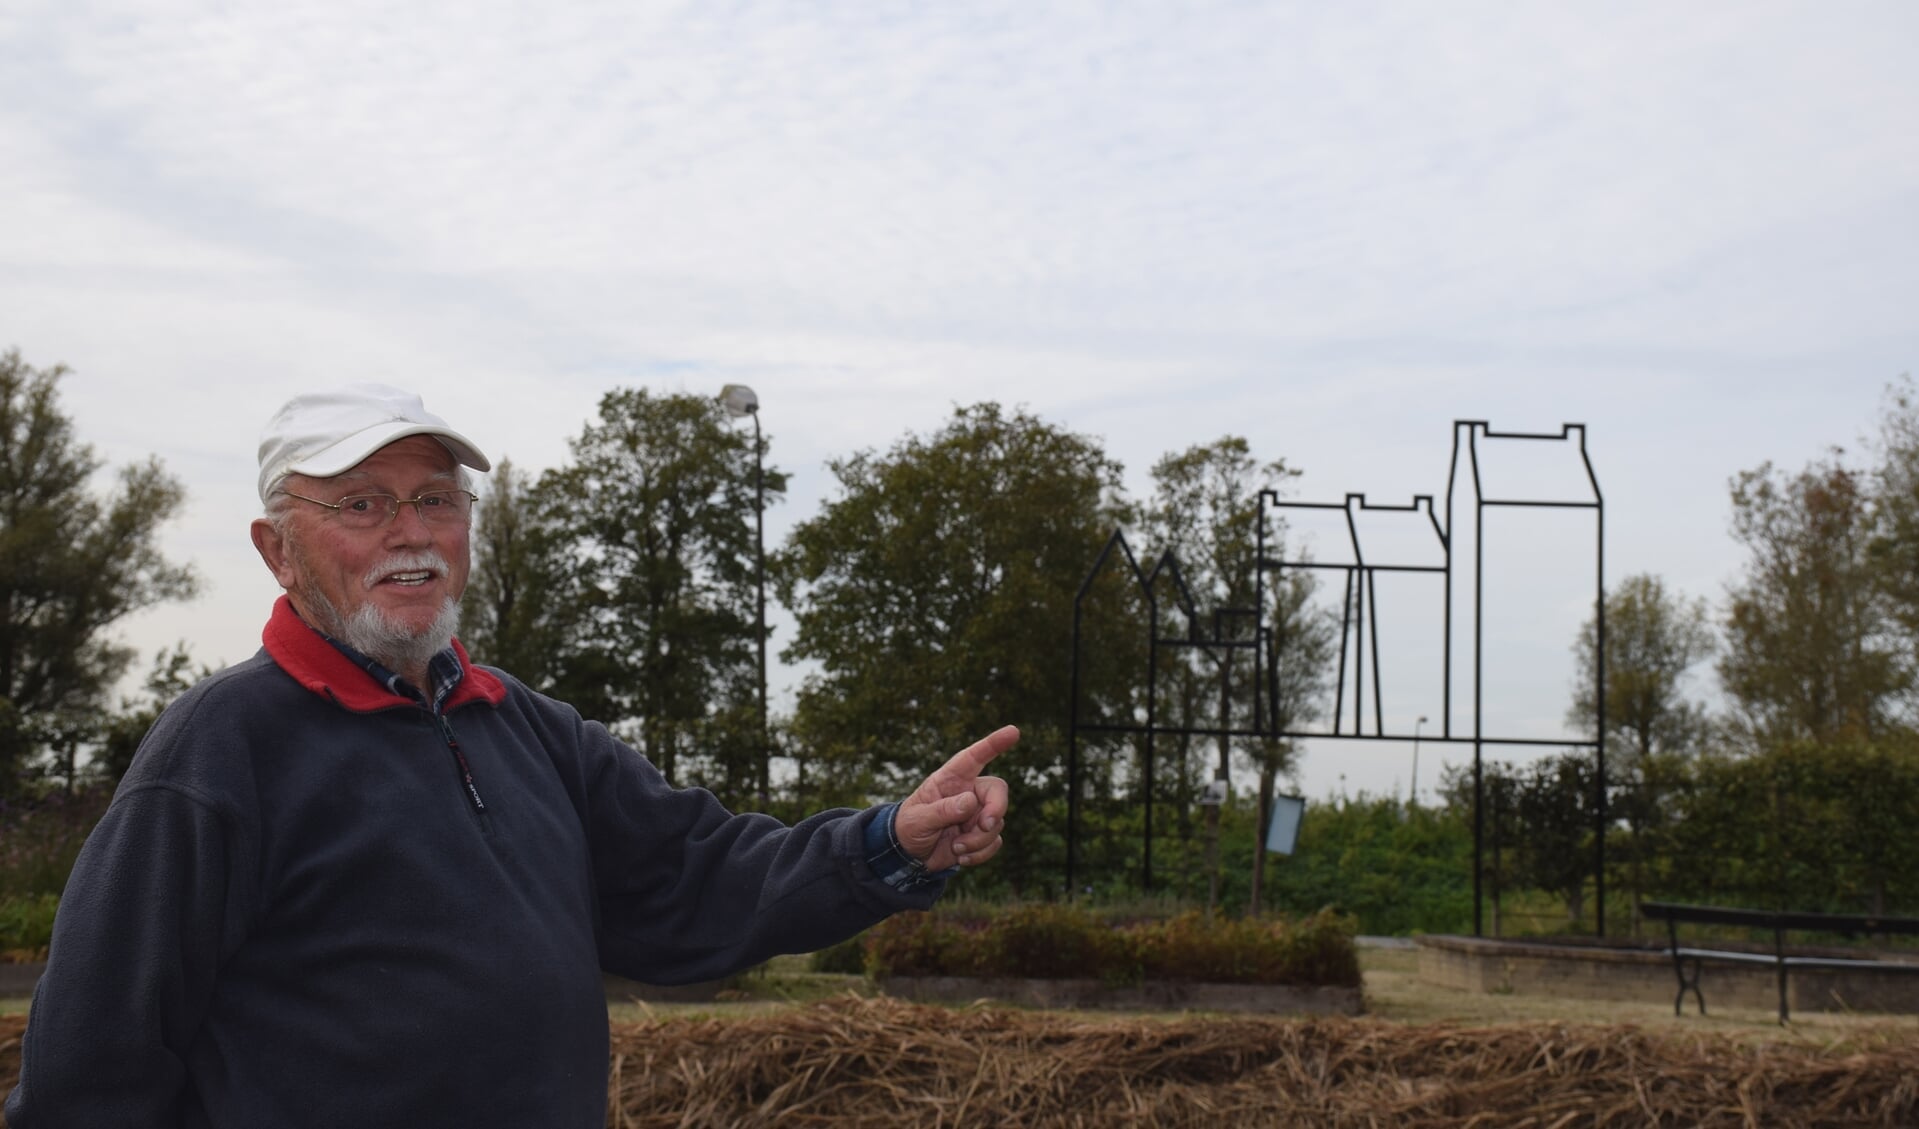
<box><xmin>278</xmin><ymin>488</ymin><xmax>478</xmax><ymax>529</ymax></box>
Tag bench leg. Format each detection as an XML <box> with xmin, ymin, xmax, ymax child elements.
<box><xmin>1673</xmin><ymin>955</ymin><xmax>1707</xmax><ymax>1017</ymax></box>
<box><xmin>1775</xmin><ymin>927</ymin><xmax>1789</xmax><ymax>1025</ymax></box>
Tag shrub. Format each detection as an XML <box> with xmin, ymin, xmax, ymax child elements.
<box><xmin>0</xmin><ymin>786</ymin><xmax>111</xmax><ymax>899</ymax></box>
<box><xmin>1129</xmin><ymin>908</ymin><xmax>1360</xmax><ymax>986</ymax></box>
<box><xmin>864</xmin><ymin>912</ymin><xmax>975</xmax><ymax>978</ymax></box>
<box><xmin>974</xmin><ymin>902</ymin><xmax>1125</xmax><ymax>980</ymax></box>
<box><xmin>865</xmin><ymin>903</ymin><xmax>1359</xmax><ymax>987</ymax></box>
<box><xmin>0</xmin><ymin>892</ymin><xmax>59</xmax><ymax>961</ymax></box>
<box><xmin>808</xmin><ymin>935</ymin><xmax>868</xmax><ymax>975</ymax></box>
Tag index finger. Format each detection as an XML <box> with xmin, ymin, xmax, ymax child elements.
<box><xmin>939</xmin><ymin>725</ymin><xmax>1020</xmax><ymax>779</ymax></box>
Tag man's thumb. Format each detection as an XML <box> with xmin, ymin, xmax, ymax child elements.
<box><xmin>943</xmin><ymin>792</ymin><xmax>980</xmax><ymax>823</ymax></box>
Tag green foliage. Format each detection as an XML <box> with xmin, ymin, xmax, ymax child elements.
<box><xmin>863</xmin><ymin>909</ymin><xmax>978</xmax><ymax>979</ymax></box>
<box><xmin>807</xmin><ymin>935</ymin><xmax>868</xmax><ymax>975</ymax></box>
<box><xmin>1663</xmin><ymin>736</ymin><xmax>1919</xmax><ymax>915</ymax></box>
<box><xmin>0</xmin><ymin>349</ymin><xmax>199</xmax><ymax>796</ymax></box>
<box><xmin>1131</xmin><ymin>909</ymin><xmax>1359</xmax><ymax>986</ymax></box>
<box><xmin>1055</xmin><ymin>789</ymin><xmax>1474</xmax><ymax>936</ymax></box>
<box><xmin>1720</xmin><ymin>456</ymin><xmax>1907</xmax><ymax>746</ymax></box>
<box><xmin>1439</xmin><ymin>755</ymin><xmax>1600</xmax><ymax>930</ymax></box>
<box><xmin>977</xmin><ymin>903</ymin><xmax>1128</xmax><ymax>980</ymax></box>
<box><xmin>95</xmin><ymin>643</ymin><xmax>212</xmax><ymax>786</ymax></box>
<box><xmin>491</xmin><ymin>389</ymin><xmax>780</xmax><ymax>810</ymax></box>
<box><xmin>1867</xmin><ymin>375</ymin><xmax>1919</xmax><ymax>645</ymax></box>
<box><xmin>1570</xmin><ymin>573</ymin><xmax>1713</xmax><ymax>767</ymax></box>
<box><xmin>463</xmin><ymin>457</ymin><xmax>571</xmax><ymax>684</ymax></box>
<box><xmin>862</xmin><ymin>902</ymin><xmax>1359</xmax><ymax>987</ymax></box>
<box><xmin>0</xmin><ymin>785</ymin><xmax>110</xmax><ymax>900</ymax></box>
<box><xmin>1139</xmin><ymin>437</ymin><xmax>1337</xmax><ymax>914</ymax></box>
<box><xmin>777</xmin><ymin>403</ymin><xmax>1134</xmax><ymax>892</ymax></box>
<box><xmin>0</xmin><ymin>892</ymin><xmax>59</xmax><ymax>959</ymax></box>
<box><xmin>1251</xmin><ymin>796</ymin><xmax>1474</xmax><ymax>936</ymax></box>
<box><xmin>1512</xmin><ymin>754</ymin><xmax>1600</xmax><ymax>928</ymax></box>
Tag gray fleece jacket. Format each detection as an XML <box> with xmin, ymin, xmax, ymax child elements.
<box><xmin>5</xmin><ymin>597</ymin><xmax>937</xmax><ymax>1128</ymax></box>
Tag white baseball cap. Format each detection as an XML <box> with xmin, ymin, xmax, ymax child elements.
<box><xmin>257</xmin><ymin>384</ymin><xmax>492</xmax><ymax>503</ymax></box>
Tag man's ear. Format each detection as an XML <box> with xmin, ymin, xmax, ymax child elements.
<box><xmin>251</xmin><ymin>518</ymin><xmax>299</xmax><ymax>590</ymax></box>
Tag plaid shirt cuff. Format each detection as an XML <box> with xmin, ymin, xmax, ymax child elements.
<box><xmin>863</xmin><ymin>803</ymin><xmax>957</xmax><ymax>892</ymax></box>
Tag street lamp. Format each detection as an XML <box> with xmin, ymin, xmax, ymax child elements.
<box><xmin>1411</xmin><ymin>715</ymin><xmax>1428</xmax><ymax>807</ymax></box>
<box><xmin>719</xmin><ymin>384</ymin><xmax>767</xmax><ymax>808</ymax></box>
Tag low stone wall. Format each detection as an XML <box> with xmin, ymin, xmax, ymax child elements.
<box><xmin>602</xmin><ymin>973</ymin><xmax>742</xmax><ymax>1003</ymax></box>
<box><xmin>878</xmin><ymin>976</ymin><xmax>1363</xmax><ymax>1015</ymax></box>
<box><xmin>1418</xmin><ymin>935</ymin><xmax>1675</xmax><ymax>1004</ymax></box>
<box><xmin>1416</xmin><ymin>934</ymin><xmax>1919</xmax><ymax>1015</ymax></box>
<box><xmin>0</xmin><ymin>962</ymin><xmax>41</xmax><ymax>998</ymax></box>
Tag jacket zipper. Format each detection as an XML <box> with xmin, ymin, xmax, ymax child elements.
<box><xmin>435</xmin><ymin>713</ymin><xmax>489</xmax><ymax>817</ymax></box>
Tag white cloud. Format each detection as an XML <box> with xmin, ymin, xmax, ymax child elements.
<box><xmin>1</xmin><ymin>0</ymin><xmax>1914</xmax><ymax>796</ymax></box>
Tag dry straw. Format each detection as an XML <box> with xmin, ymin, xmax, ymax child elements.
<box><xmin>607</xmin><ymin>996</ymin><xmax>1919</xmax><ymax>1128</ymax></box>
<box><xmin>3</xmin><ymin>999</ymin><xmax>1914</xmax><ymax>1127</ymax></box>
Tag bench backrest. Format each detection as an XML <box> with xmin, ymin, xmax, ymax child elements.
<box><xmin>1641</xmin><ymin>900</ymin><xmax>1919</xmax><ymax>937</ymax></box>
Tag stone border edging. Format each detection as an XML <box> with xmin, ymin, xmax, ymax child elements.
<box><xmin>1413</xmin><ymin>933</ymin><xmax>1919</xmax><ymax>1015</ymax></box>
<box><xmin>879</xmin><ymin>975</ymin><xmax>1363</xmax><ymax>1015</ymax></box>
<box><xmin>0</xmin><ymin>962</ymin><xmax>43</xmax><ymax>998</ymax></box>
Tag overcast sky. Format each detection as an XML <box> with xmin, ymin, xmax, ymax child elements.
<box><xmin>3</xmin><ymin>1</ymin><xmax>1914</xmax><ymax>800</ymax></box>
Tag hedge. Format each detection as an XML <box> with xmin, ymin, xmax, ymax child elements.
<box><xmin>863</xmin><ymin>903</ymin><xmax>1360</xmax><ymax>987</ymax></box>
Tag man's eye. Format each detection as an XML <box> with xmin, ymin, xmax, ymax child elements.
<box><xmin>419</xmin><ymin>493</ymin><xmax>449</xmax><ymax>510</ymax></box>
<box><xmin>344</xmin><ymin>497</ymin><xmax>379</xmax><ymax>514</ymax></box>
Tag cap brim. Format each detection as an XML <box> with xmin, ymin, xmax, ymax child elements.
<box><xmin>282</xmin><ymin>421</ymin><xmax>492</xmax><ymax>482</ymax></box>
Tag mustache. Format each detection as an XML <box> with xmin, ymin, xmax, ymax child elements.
<box><xmin>361</xmin><ymin>551</ymin><xmax>451</xmax><ymax>589</ymax></box>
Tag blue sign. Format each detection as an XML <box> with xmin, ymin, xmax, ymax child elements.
<box><xmin>1265</xmin><ymin>794</ymin><xmax>1306</xmax><ymax>855</ymax></box>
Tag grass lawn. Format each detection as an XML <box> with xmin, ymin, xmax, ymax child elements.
<box><xmin>9</xmin><ymin>943</ymin><xmax>1919</xmax><ymax>1043</ymax></box>
<box><xmin>602</xmin><ymin>944</ymin><xmax>1919</xmax><ymax>1048</ymax></box>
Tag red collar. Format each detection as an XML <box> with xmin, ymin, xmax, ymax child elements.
<box><xmin>261</xmin><ymin>595</ymin><xmax>507</xmax><ymax>712</ymax></box>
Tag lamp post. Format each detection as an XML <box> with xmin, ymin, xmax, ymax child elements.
<box><xmin>719</xmin><ymin>384</ymin><xmax>767</xmax><ymax>808</ymax></box>
<box><xmin>1411</xmin><ymin>715</ymin><xmax>1428</xmax><ymax>807</ymax></box>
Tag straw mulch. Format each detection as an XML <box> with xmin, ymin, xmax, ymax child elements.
<box><xmin>1</xmin><ymin>1000</ymin><xmax>1913</xmax><ymax>1127</ymax></box>
<box><xmin>607</xmin><ymin>996</ymin><xmax>1919</xmax><ymax>1128</ymax></box>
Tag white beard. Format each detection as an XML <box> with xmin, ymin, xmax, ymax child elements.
<box><xmin>293</xmin><ymin>547</ymin><xmax>463</xmax><ymax>678</ymax></box>
<box><xmin>334</xmin><ymin>596</ymin><xmax>463</xmax><ymax>676</ymax></box>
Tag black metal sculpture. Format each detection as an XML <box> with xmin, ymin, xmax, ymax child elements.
<box><xmin>1069</xmin><ymin>421</ymin><xmax>1605</xmax><ymax>935</ymax></box>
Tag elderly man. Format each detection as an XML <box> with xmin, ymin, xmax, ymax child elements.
<box><xmin>6</xmin><ymin>385</ymin><xmax>1014</xmax><ymax>1129</ymax></box>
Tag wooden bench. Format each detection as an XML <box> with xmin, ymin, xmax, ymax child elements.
<box><xmin>1641</xmin><ymin>901</ymin><xmax>1919</xmax><ymax>1023</ymax></box>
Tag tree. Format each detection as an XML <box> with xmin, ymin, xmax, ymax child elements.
<box><xmin>0</xmin><ymin>350</ymin><xmax>198</xmax><ymax>795</ymax></box>
<box><xmin>1140</xmin><ymin>438</ymin><xmax>1336</xmax><ymax>913</ymax></box>
<box><xmin>1570</xmin><ymin>573</ymin><xmax>1714</xmax><ymax>766</ymax></box>
<box><xmin>1441</xmin><ymin>752</ymin><xmax>1596</xmax><ymax>932</ymax></box>
<box><xmin>1567</xmin><ymin>573</ymin><xmax>1713</xmax><ymax>932</ymax></box>
<box><xmin>777</xmin><ymin>403</ymin><xmax>1131</xmax><ymax>893</ymax></box>
<box><xmin>1867</xmin><ymin>375</ymin><xmax>1919</xmax><ymax>647</ymax></box>
<box><xmin>463</xmin><ymin>457</ymin><xmax>573</xmax><ymax>683</ymax></box>
<box><xmin>1668</xmin><ymin>738</ymin><xmax>1919</xmax><ymax>914</ymax></box>
<box><xmin>1439</xmin><ymin>760</ymin><xmax>1523</xmax><ymax>936</ymax></box>
<box><xmin>533</xmin><ymin>388</ymin><xmax>778</xmax><ymax>807</ymax></box>
<box><xmin>95</xmin><ymin>643</ymin><xmax>213</xmax><ymax>786</ymax></box>
<box><xmin>1718</xmin><ymin>455</ymin><xmax>1908</xmax><ymax>746</ymax></box>
<box><xmin>1513</xmin><ymin>752</ymin><xmax>1601</xmax><ymax>930</ymax></box>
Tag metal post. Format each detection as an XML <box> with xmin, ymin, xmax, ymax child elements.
<box><xmin>719</xmin><ymin>385</ymin><xmax>770</xmax><ymax>810</ymax></box>
<box><xmin>752</xmin><ymin>410</ymin><xmax>768</xmax><ymax>808</ymax></box>
<box><xmin>1411</xmin><ymin>715</ymin><xmax>1427</xmax><ymax>806</ymax></box>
